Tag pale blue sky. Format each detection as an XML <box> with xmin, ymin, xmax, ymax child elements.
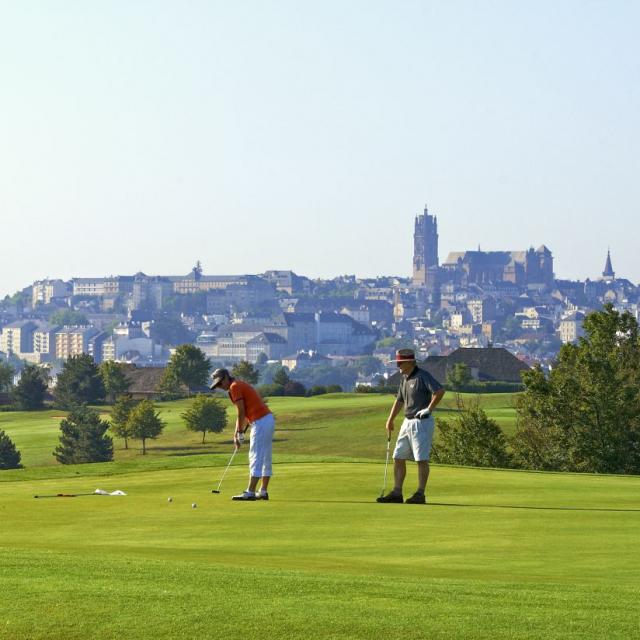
<box><xmin>1</xmin><ymin>1</ymin><xmax>639</xmax><ymax>297</ymax></box>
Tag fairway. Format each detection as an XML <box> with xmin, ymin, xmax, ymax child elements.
<box><xmin>2</xmin><ymin>460</ymin><xmax>640</xmax><ymax>639</ymax></box>
<box><xmin>1</xmin><ymin>394</ymin><xmax>639</xmax><ymax>639</ymax></box>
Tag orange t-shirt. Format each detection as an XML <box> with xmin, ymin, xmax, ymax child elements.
<box><xmin>228</xmin><ymin>380</ymin><xmax>271</xmax><ymax>423</ymax></box>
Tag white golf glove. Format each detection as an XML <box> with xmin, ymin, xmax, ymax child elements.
<box><xmin>415</xmin><ymin>409</ymin><xmax>431</xmax><ymax>420</ymax></box>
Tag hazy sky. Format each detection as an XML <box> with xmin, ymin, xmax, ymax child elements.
<box><xmin>1</xmin><ymin>1</ymin><xmax>639</xmax><ymax>297</ymax></box>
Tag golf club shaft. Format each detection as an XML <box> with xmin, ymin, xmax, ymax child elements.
<box><xmin>214</xmin><ymin>446</ymin><xmax>239</xmax><ymax>492</ymax></box>
<box><xmin>33</xmin><ymin>493</ymin><xmax>97</xmax><ymax>498</ymax></box>
<box><xmin>381</xmin><ymin>437</ymin><xmax>391</xmax><ymax>497</ymax></box>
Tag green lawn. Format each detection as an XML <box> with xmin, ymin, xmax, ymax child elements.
<box><xmin>1</xmin><ymin>393</ymin><xmax>638</xmax><ymax>639</ymax></box>
<box><xmin>0</xmin><ymin>392</ymin><xmax>518</xmax><ymax>469</ymax></box>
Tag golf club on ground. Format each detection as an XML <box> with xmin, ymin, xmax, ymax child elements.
<box><xmin>34</xmin><ymin>492</ymin><xmax>98</xmax><ymax>499</ymax></box>
<box><xmin>380</xmin><ymin>436</ymin><xmax>391</xmax><ymax>498</ymax></box>
<box><xmin>212</xmin><ymin>445</ymin><xmax>239</xmax><ymax>494</ymax></box>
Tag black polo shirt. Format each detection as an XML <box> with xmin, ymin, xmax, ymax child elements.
<box><xmin>396</xmin><ymin>366</ymin><xmax>443</xmax><ymax>418</ymax></box>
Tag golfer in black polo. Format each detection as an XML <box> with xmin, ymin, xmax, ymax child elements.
<box><xmin>378</xmin><ymin>349</ymin><xmax>445</xmax><ymax>504</ymax></box>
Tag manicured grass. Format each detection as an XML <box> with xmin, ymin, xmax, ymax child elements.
<box><xmin>2</xmin><ymin>392</ymin><xmax>637</xmax><ymax>639</ymax></box>
<box><xmin>0</xmin><ymin>392</ymin><xmax>519</xmax><ymax>469</ymax></box>
<box><xmin>1</xmin><ymin>463</ymin><xmax>639</xmax><ymax>639</ymax></box>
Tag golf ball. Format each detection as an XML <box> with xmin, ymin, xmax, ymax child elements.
<box><xmin>191</xmin><ymin>503</ymin><xmax>197</xmax><ymax>509</ymax></box>
<box><xmin>168</xmin><ymin>497</ymin><xmax>173</xmax><ymax>502</ymax></box>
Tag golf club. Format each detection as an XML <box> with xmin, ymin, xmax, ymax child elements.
<box><xmin>380</xmin><ymin>436</ymin><xmax>391</xmax><ymax>498</ymax></box>
<box><xmin>212</xmin><ymin>445</ymin><xmax>239</xmax><ymax>494</ymax></box>
<box><xmin>34</xmin><ymin>492</ymin><xmax>98</xmax><ymax>499</ymax></box>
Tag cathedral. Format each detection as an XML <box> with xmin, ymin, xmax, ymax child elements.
<box><xmin>411</xmin><ymin>205</ymin><xmax>554</xmax><ymax>288</ymax></box>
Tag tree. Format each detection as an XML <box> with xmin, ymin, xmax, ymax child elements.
<box><xmin>354</xmin><ymin>356</ymin><xmax>382</xmax><ymax>377</ymax></box>
<box><xmin>109</xmin><ymin>395</ymin><xmax>138</xmax><ymax>449</ymax></box>
<box><xmin>231</xmin><ymin>360</ymin><xmax>260</xmax><ymax>384</ymax></box>
<box><xmin>50</xmin><ymin>309</ymin><xmax>89</xmax><ymax>326</ymax></box>
<box><xmin>181</xmin><ymin>394</ymin><xmax>228</xmax><ymax>444</ymax></box>
<box><xmin>256</xmin><ymin>383</ymin><xmax>285</xmax><ymax>397</ymax></box>
<box><xmin>446</xmin><ymin>363</ymin><xmax>472</xmax><ymax>390</ymax></box>
<box><xmin>12</xmin><ymin>364</ymin><xmax>48</xmax><ymax>410</ymax></box>
<box><xmin>513</xmin><ymin>305</ymin><xmax>640</xmax><ymax>473</ymax></box>
<box><xmin>0</xmin><ymin>430</ymin><xmax>22</xmax><ymax>469</ymax></box>
<box><xmin>308</xmin><ymin>385</ymin><xmax>327</xmax><ymax>396</ymax></box>
<box><xmin>432</xmin><ymin>397</ymin><xmax>512</xmax><ymax>468</ymax></box>
<box><xmin>54</xmin><ymin>406</ymin><xmax>113</xmax><ymax>464</ymax></box>
<box><xmin>156</xmin><ymin>367</ymin><xmax>185</xmax><ymax>400</ymax></box>
<box><xmin>99</xmin><ymin>361</ymin><xmax>131</xmax><ymax>403</ymax></box>
<box><xmin>256</xmin><ymin>352</ymin><xmax>268</xmax><ymax>366</ymax></box>
<box><xmin>283</xmin><ymin>380</ymin><xmax>306</xmax><ymax>396</ymax></box>
<box><xmin>127</xmin><ymin>400</ymin><xmax>165</xmax><ymax>454</ymax></box>
<box><xmin>0</xmin><ymin>361</ymin><xmax>14</xmax><ymax>393</ymax></box>
<box><xmin>150</xmin><ymin>313</ymin><xmax>194</xmax><ymax>346</ymax></box>
<box><xmin>164</xmin><ymin>344</ymin><xmax>210</xmax><ymax>394</ymax></box>
<box><xmin>272</xmin><ymin>367</ymin><xmax>290</xmax><ymax>387</ymax></box>
<box><xmin>54</xmin><ymin>354</ymin><xmax>105</xmax><ymax>409</ymax></box>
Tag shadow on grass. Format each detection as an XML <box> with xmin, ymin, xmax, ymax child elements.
<box><xmin>276</xmin><ymin>427</ymin><xmax>330</xmax><ymax>432</ymax></box>
<box><xmin>276</xmin><ymin>499</ymin><xmax>640</xmax><ymax>512</ymax></box>
<box><xmin>429</xmin><ymin>502</ymin><xmax>640</xmax><ymax>513</ymax></box>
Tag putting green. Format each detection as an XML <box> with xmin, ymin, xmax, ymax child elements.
<box><xmin>1</xmin><ymin>462</ymin><xmax>639</xmax><ymax>639</ymax></box>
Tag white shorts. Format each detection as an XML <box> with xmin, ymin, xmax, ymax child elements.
<box><xmin>249</xmin><ymin>413</ymin><xmax>275</xmax><ymax>477</ymax></box>
<box><xmin>393</xmin><ymin>416</ymin><xmax>435</xmax><ymax>462</ymax></box>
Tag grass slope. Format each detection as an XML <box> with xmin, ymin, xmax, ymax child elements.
<box><xmin>0</xmin><ymin>392</ymin><xmax>518</xmax><ymax>469</ymax></box>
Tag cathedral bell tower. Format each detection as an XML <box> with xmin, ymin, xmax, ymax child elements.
<box><xmin>412</xmin><ymin>204</ymin><xmax>439</xmax><ymax>290</ymax></box>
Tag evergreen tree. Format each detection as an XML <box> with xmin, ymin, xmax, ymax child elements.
<box><xmin>272</xmin><ymin>367</ymin><xmax>290</xmax><ymax>387</ymax></box>
<box><xmin>12</xmin><ymin>364</ymin><xmax>48</xmax><ymax>410</ymax></box>
<box><xmin>0</xmin><ymin>361</ymin><xmax>14</xmax><ymax>393</ymax></box>
<box><xmin>164</xmin><ymin>344</ymin><xmax>210</xmax><ymax>394</ymax></box>
<box><xmin>109</xmin><ymin>395</ymin><xmax>138</xmax><ymax>449</ymax></box>
<box><xmin>181</xmin><ymin>394</ymin><xmax>228</xmax><ymax>443</ymax></box>
<box><xmin>513</xmin><ymin>305</ymin><xmax>640</xmax><ymax>473</ymax></box>
<box><xmin>156</xmin><ymin>367</ymin><xmax>185</xmax><ymax>400</ymax></box>
<box><xmin>54</xmin><ymin>354</ymin><xmax>105</xmax><ymax>409</ymax></box>
<box><xmin>99</xmin><ymin>361</ymin><xmax>131</xmax><ymax>403</ymax></box>
<box><xmin>128</xmin><ymin>400</ymin><xmax>165</xmax><ymax>454</ymax></box>
<box><xmin>231</xmin><ymin>360</ymin><xmax>260</xmax><ymax>384</ymax></box>
<box><xmin>0</xmin><ymin>430</ymin><xmax>22</xmax><ymax>469</ymax></box>
<box><xmin>446</xmin><ymin>363</ymin><xmax>472</xmax><ymax>390</ymax></box>
<box><xmin>54</xmin><ymin>406</ymin><xmax>114</xmax><ymax>464</ymax></box>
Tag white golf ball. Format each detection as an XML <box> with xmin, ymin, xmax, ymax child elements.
<box><xmin>191</xmin><ymin>503</ymin><xmax>197</xmax><ymax>509</ymax></box>
<box><xmin>168</xmin><ymin>497</ymin><xmax>173</xmax><ymax>502</ymax></box>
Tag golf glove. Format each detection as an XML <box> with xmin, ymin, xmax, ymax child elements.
<box><xmin>415</xmin><ymin>409</ymin><xmax>431</xmax><ymax>420</ymax></box>
<box><xmin>235</xmin><ymin>431</ymin><xmax>245</xmax><ymax>444</ymax></box>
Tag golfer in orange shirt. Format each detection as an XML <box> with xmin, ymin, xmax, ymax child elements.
<box><xmin>210</xmin><ymin>368</ymin><xmax>275</xmax><ymax>501</ymax></box>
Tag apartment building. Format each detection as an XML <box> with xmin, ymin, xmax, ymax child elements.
<box><xmin>0</xmin><ymin>321</ymin><xmax>36</xmax><ymax>356</ymax></box>
<box><xmin>32</xmin><ymin>279</ymin><xmax>70</xmax><ymax>306</ymax></box>
<box><xmin>55</xmin><ymin>326</ymin><xmax>99</xmax><ymax>359</ymax></box>
<box><xmin>72</xmin><ymin>276</ymin><xmax>135</xmax><ymax>297</ymax></box>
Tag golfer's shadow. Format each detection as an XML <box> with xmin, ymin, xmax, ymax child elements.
<box><xmin>429</xmin><ymin>502</ymin><xmax>640</xmax><ymax>513</ymax></box>
<box><xmin>277</xmin><ymin>500</ymin><xmax>640</xmax><ymax>512</ymax></box>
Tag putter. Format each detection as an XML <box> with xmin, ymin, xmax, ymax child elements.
<box><xmin>212</xmin><ymin>445</ymin><xmax>239</xmax><ymax>494</ymax></box>
<box><xmin>380</xmin><ymin>436</ymin><xmax>391</xmax><ymax>498</ymax></box>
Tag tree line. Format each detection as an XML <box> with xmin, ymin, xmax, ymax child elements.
<box><xmin>4</xmin><ymin>306</ymin><xmax>640</xmax><ymax>475</ymax></box>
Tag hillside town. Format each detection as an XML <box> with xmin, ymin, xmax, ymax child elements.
<box><xmin>1</xmin><ymin>206</ymin><xmax>636</xmax><ymax>389</ymax></box>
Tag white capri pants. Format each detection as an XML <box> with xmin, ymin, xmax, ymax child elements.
<box><xmin>249</xmin><ymin>413</ymin><xmax>275</xmax><ymax>477</ymax></box>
